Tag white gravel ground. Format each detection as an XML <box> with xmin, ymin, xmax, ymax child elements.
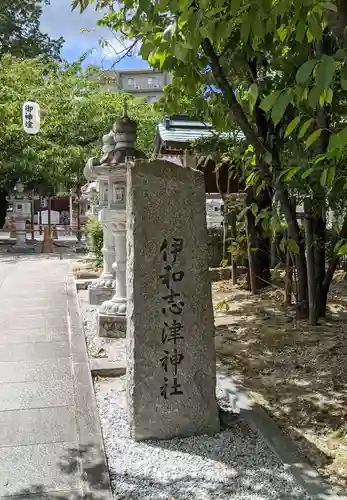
<box><xmin>96</xmin><ymin>377</ymin><xmax>311</xmax><ymax>500</ymax></box>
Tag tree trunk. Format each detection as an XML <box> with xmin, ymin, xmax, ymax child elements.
<box><xmin>0</xmin><ymin>190</ymin><xmax>8</xmax><ymax>230</ymax></box>
<box><xmin>276</xmin><ymin>185</ymin><xmax>308</xmax><ymax>315</ymax></box>
<box><xmin>245</xmin><ymin>210</ymin><xmax>257</xmax><ymax>294</ymax></box>
<box><xmin>246</xmin><ymin>187</ymin><xmax>271</xmax><ymax>290</ymax></box>
<box><xmin>304</xmin><ymin>200</ymin><xmax>317</xmax><ymax>325</ymax></box>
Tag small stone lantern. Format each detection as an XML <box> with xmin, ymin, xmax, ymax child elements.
<box><xmin>98</xmin><ymin>107</ymin><xmax>145</xmax><ymax>338</ymax></box>
<box><xmin>85</xmin><ymin>149</ymin><xmax>116</xmax><ymax>305</ymax></box>
<box><xmin>8</xmin><ymin>181</ymin><xmax>34</xmax><ymax>253</ymax></box>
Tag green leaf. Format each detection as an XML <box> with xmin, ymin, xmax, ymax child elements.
<box><xmin>246</xmin><ymin>172</ymin><xmax>255</xmax><ymax>185</ymax></box>
<box><xmin>326</xmin><ymin>87</ymin><xmax>333</xmax><ymax>104</ymax></box>
<box><xmin>259</xmin><ymin>91</ymin><xmax>281</xmax><ymax>112</ymax></box>
<box><xmin>320</xmin><ymin>169</ymin><xmax>328</xmax><ymax>186</ymax></box>
<box><xmin>315</xmin><ymin>55</ymin><xmax>336</xmax><ymax>90</ymax></box>
<box><xmin>308</xmin><ymin>13</ymin><xmax>322</xmax><ymax>40</ymax></box>
<box><xmin>271</xmin><ymin>91</ymin><xmax>291</xmax><ymax>126</ymax></box>
<box><xmin>335</xmin><ymin>49</ymin><xmax>346</xmax><ymax>60</ymax></box>
<box><xmin>340</xmin><ymin>65</ymin><xmax>347</xmax><ymax>90</ymax></box>
<box><xmin>320</xmin><ymin>2</ymin><xmax>338</xmax><ymax>12</ymax></box>
<box><xmin>140</xmin><ymin>41</ymin><xmax>154</xmax><ymax>58</ymax></box>
<box><xmin>285</xmin><ymin>116</ymin><xmax>301</xmax><ymax>137</ymax></box>
<box><xmin>328</xmin><ymin>128</ymin><xmax>347</xmax><ymax>151</ymax></box>
<box><xmin>308</xmin><ymin>86</ymin><xmax>322</xmax><ymax>108</ymax></box>
<box><xmin>305</xmin><ymin>129</ymin><xmax>322</xmax><ymax>149</ymax></box>
<box><xmin>255</xmin><ymin>180</ymin><xmax>266</xmax><ymax>196</ymax></box>
<box><xmin>326</xmin><ymin>166</ymin><xmax>335</xmax><ymax>186</ymax></box>
<box><xmin>287</xmin><ymin>238</ymin><xmax>299</xmax><ymax>254</ymax></box>
<box><xmin>231</xmin><ymin>0</ymin><xmax>242</xmax><ymax>16</ymax></box>
<box><xmin>296</xmin><ymin>59</ymin><xmax>317</xmax><ymax>85</ymax></box>
<box><xmin>301</xmin><ymin>167</ymin><xmax>314</xmax><ymax>179</ymax></box>
<box><xmin>337</xmin><ymin>242</ymin><xmax>347</xmax><ymax>255</ymax></box>
<box><xmin>251</xmin><ymin>202</ymin><xmax>258</xmax><ymax>215</ymax></box>
<box><xmin>314</xmin><ymin>153</ymin><xmax>328</xmax><ymax>164</ymax></box>
<box><xmin>285</xmin><ymin>167</ymin><xmax>299</xmax><ymax>180</ymax></box>
<box><xmin>248</xmin><ymin>83</ymin><xmax>259</xmax><ymax>112</ymax></box>
<box><xmin>295</xmin><ymin>19</ymin><xmax>306</xmax><ymax>42</ymax></box>
<box><xmin>240</xmin><ymin>19</ymin><xmax>250</xmax><ymax>41</ymax></box>
<box><xmin>298</xmin><ymin>118</ymin><xmax>313</xmax><ymax>138</ymax></box>
<box><xmin>277</xmin><ymin>25</ymin><xmax>288</xmax><ymax>42</ymax></box>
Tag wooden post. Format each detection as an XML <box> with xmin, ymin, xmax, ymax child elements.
<box><xmin>31</xmin><ymin>200</ymin><xmax>35</xmax><ymax>241</ymax></box>
<box><xmin>230</xmin><ymin>210</ymin><xmax>237</xmax><ymax>285</ymax></box>
<box><xmin>285</xmin><ymin>249</ymin><xmax>293</xmax><ymax>305</ymax></box>
<box><xmin>48</xmin><ymin>197</ymin><xmax>51</xmax><ymax>239</ymax></box>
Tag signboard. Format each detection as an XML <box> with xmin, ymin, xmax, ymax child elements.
<box><xmin>22</xmin><ymin>101</ymin><xmax>40</xmax><ymax>135</ymax></box>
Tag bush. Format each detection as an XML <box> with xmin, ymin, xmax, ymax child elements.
<box><xmin>85</xmin><ymin>217</ymin><xmax>103</xmax><ymax>267</ymax></box>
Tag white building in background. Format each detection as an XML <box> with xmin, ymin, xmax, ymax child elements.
<box><xmin>206</xmin><ymin>196</ymin><xmax>224</xmax><ymax>228</ymax></box>
<box><xmin>102</xmin><ymin>69</ymin><xmax>172</xmax><ymax>103</ymax></box>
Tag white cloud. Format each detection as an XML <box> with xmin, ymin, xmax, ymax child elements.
<box><xmin>40</xmin><ymin>0</ymin><xmax>147</xmax><ymax>69</ymax></box>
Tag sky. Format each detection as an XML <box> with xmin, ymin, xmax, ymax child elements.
<box><xmin>40</xmin><ymin>0</ymin><xmax>149</xmax><ymax>70</ymax></box>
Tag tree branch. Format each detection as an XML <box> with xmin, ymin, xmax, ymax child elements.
<box><xmin>201</xmin><ymin>38</ymin><xmax>266</xmax><ymax>158</ymax></box>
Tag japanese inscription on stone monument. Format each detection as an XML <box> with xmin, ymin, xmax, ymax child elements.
<box><xmin>159</xmin><ymin>237</ymin><xmax>185</xmax><ymax>399</ymax></box>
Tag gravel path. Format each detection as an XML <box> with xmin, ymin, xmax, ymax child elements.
<box><xmin>96</xmin><ymin>376</ymin><xmax>311</xmax><ymax>500</ymax></box>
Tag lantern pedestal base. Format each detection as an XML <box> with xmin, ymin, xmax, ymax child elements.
<box><xmin>89</xmin><ymin>285</ymin><xmax>115</xmax><ymax>305</ymax></box>
<box><xmin>98</xmin><ymin>313</ymin><xmax>126</xmax><ymax>338</ymax></box>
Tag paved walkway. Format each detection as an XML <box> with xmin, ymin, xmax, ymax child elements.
<box><xmin>0</xmin><ymin>256</ymin><xmax>111</xmax><ymax>500</ymax></box>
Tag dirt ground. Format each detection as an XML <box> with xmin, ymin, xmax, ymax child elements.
<box><xmin>213</xmin><ymin>272</ymin><xmax>347</xmax><ymax>495</ymax></box>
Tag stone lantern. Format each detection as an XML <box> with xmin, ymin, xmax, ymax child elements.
<box><xmin>98</xmin><ymin>107</ymin><xmax>145</xmax><ymax>338</ymax></box>
<box><xmin>85</xmin><ymin>148</ymin><xmax>116</xmax><ymax>305</ymax></box>
<box><xmin>8</xmin><ymin>181</ymin><xmax>34</xmax><ymax>253</ymax></box>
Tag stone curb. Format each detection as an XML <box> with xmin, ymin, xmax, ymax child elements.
<box><xmin>66</xmin><ymin>274</ymin><xmax>113</xmax><ymax>500</ymax></box>
<box><xmin>90</xmin><ymin>359</ymin><xmax>126</xmax><ymax>378</ymax></box>
<box><xmin>217</xmin><ymin>366</ymin><xmax>341</xmax><ymax>500</ymax></box>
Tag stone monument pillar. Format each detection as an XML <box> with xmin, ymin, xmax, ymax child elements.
<box><xmin>126</xmin><ymin>159</ymin><xmax>220</xmax><ymax>441</ymax></box>
<box><xmin>8</xmin><ymin>182</ymin><xmax>34</xmax><ymax>253</ymax></box>
<box><xmin>85</xmin><ymin>148</ymin><xmax>117</xmax><ymax>305</ymax></box>
<box><xmin>98</xmin><ymin>108</ymin><xmax>145</xmax><ymax>338</ymax></box>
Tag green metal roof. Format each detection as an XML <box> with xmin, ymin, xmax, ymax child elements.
<box><xmin>155</xmin><ymin>116</ymin><xmax>244</xmax><ymax>151</ymax></box>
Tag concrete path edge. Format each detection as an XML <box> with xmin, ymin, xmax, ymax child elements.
<box><xmin>66</xmin><ymin>274</ymin><xmax>113</xmax><ymax>500</ymax></box>
<box><xmin>218</xmin><ymin>367</ymin><xmax>341</xmax><ymax>500</ymax></box>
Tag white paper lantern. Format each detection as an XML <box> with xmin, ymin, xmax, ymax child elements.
<box><xmin>22</xmin><ymin>100</ymin><xmax>40</xmax><ymax>135</ymax></box>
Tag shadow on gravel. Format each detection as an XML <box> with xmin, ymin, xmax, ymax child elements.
<box><xmin>10</xmin><ymin>435</ymin><xmax>337</xmax><ymax>500</ymax></box>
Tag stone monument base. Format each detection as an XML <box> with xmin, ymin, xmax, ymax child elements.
<box><xmin>98</xmin><ymin>313</ymin><xmax>126</xmax><ymax>338</ymax></box>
